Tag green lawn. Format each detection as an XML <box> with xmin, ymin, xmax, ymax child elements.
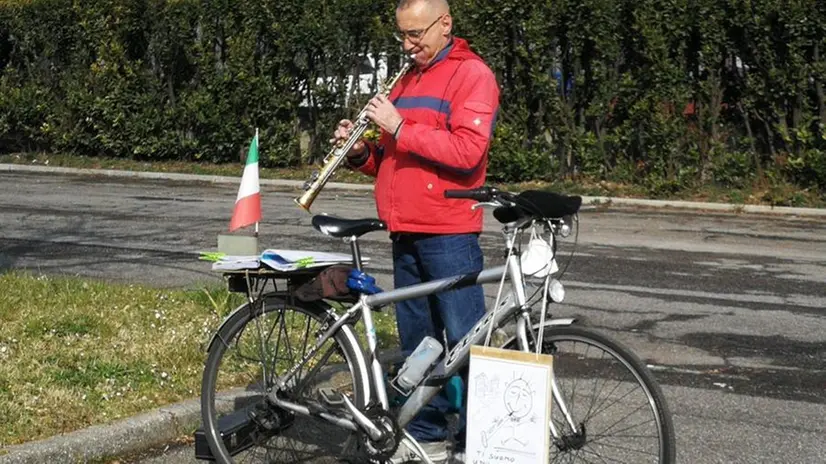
<box><xmin>0</xmin><ymin>271</ymin><xmax>398</xmax><ymax>447</ymax></box>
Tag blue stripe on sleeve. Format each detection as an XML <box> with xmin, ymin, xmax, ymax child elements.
<box><xmin>393</xmin><ymin>96</ymin><xmax>452</xmax><ymax>119</ymax></box>
<box><xmin>490</xmin><ymin>108</ymin><xmax>499</xmax><ymax>139</ymax></box>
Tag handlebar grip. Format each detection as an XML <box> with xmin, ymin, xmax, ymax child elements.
<box><xmin>444</xmin><ymin>189</ymin><xmax>473</xmax><ymax>198</ymax></box>
<box><xmin>444</xmin><ymin>187</ymin><xmax>493</xmax><ymax>201</ymax></box>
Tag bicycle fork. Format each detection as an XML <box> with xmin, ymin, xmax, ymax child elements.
<box><xmin>515</xmin><ymin>312</ymin><xmax>584</xmax><ymax>449</ymax></box>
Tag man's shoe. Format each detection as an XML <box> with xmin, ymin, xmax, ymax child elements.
<box><xmin>388</xmin><ymin>440</ymin><xmax>449</xmax><ymax>463</ymax></box>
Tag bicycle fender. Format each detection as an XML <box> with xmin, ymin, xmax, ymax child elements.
<box><xmin>501</xmin><ymin>318</ymin><xmax>577</xmax><ymax>349</ymax></box>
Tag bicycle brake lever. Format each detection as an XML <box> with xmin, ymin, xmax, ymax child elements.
<box><xmin>472</xmin><ymin>201</ymin><xmax>502</xmax><ymax>211</ymax></box>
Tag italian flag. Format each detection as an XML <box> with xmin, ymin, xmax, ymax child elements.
<box><xmin>229</xmin><ymin>131</ymin><xmax>262</xmax><ymax>232</ymax></box>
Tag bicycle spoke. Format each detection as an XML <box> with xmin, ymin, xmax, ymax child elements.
<box><xmin>293</xmin><ymin>343</ymin><xmax>338</xmax><ymax>396</ymax></box>
<box><xmin>577</xmin><ymin>446</ymin><xmax>611</xmax><ymax>464</ymax></box>
<box><xmin>578</xmin><ymin>445</ymin><xmax>632</xmax><ymax>464</ymax></box>
<box><xmin>520</xmin><ymin>327</ymin><xmax>673</xmax><ymax>463</ymax></box>
<box><xmin>295</xmin><ymin>313</ymin><xmax>314</xmax><ymax>382</ymax></box>
<box><xmin>593</xmin><ymin>400</ymin><xmax>650</xmax><ymax>438</ymax></box>
<box><xmin>564</xmin><ymin>449</ymin><xmax>604</xmax><ymax>464</ymax></box>
<box><xmin>278</xmin><ymin>307</ymin><xmax>295</xmax><ymax>363</ymax></box>
<box><xmin>583</xmin><ymin>349</ymin><xmax>613</xmax><ymax>423</ymax></box>
<box><xmin>253</xmin><ymin>303</ymin><xmax>274</xmax><ymax>390</ymax></box>
<box><xmin>587</xmin><ymin>382</ymin><xmax>643</xmax><ymax>424</ymax></box>
<box><xmin>568</xmin><ymin>342</ymin><xmax>581</xmax><ymax>429</ymax></box>
<box><xmin>203</xmin><ymin>297</ymin><xmax>366</xmax><ymax>464</ymax></box>
<box><xmin>585</xmin><ymin>438</ymin><xmax>660</xmax><ymax>458</ymax></box>
<box><xmin>592</xmin><ymin>416</ymin><xmax>657</xmax><ymax>440</ymax></box>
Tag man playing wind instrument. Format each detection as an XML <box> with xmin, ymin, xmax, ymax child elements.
<box><xmin>333</xmin><ymin>0</ymin><xmax>500</xmax><ymax>462</ymax></box>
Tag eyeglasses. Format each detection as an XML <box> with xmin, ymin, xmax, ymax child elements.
<box><xmin>393</xmin><ymin>15</ymin><xmax>444</xmax><ymax>43</ymax></box>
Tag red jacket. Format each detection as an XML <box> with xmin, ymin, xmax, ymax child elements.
<box><xmin>351</xmin><ymin>38</ymin><xmax>500</xmax><ymax>234</ymax></box>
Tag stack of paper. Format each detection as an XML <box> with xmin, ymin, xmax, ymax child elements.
<box><xmin>208</xmin><ymin>249</ymin><xmax>367</xmax><ymax>272</ymax></box>
<box><xmin>210</xmin><ymin>255</ymin><xmax>261</xmax><ymax>271</ymax></box>
<box><xmin>259</xmin><ymin>249</ymin><xmax>362</xmax><ymax>272</ymax></box>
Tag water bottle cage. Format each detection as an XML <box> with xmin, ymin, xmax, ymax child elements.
<box><xmin>389</xmin><ymin>357</ymin><xmax>439</xmax><ymax>398</ymax></box>
<box><xmin>390</xmin><ymin>370</ymin><xmax>426</xmax><ymax>398</ymax></box>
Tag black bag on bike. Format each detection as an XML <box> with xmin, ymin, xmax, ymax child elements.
<box><xmin>291</xmin><ymin>264</ymin><xmax>356</xmax><ymax>302</ymax></box>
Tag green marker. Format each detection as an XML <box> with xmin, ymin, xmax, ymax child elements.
<box><xmin>295</xmin><ymin>257</ymin><xmax>314</xmax><ymax>268</ymax></box>
<box><xmin>199</xmin><ymin>252</ymin><xmax>226</xmax><ymax>262</ymax></box>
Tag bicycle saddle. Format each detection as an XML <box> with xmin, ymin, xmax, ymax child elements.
<box><xmin>312</xmin><ymin>215</ymin><xmax>387</xmax><ymax>238</ymax></box>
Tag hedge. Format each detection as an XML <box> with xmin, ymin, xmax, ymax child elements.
<box><xmin>0</xmin><ymin>0</ymin><xmax>824</xmax><ymax>190</ymax></box>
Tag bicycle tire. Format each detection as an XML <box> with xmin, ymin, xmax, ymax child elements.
<box><xmin>502</xmin><ymin>324</ymin><xmax>676</xmax><ymax>464</ymax></box>
<box><xmin>201</xmin><ymin>294</ymin><xmax>371</xmax><ymax>464</ymax></box>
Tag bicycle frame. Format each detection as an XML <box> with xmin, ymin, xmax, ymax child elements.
<box><xmin>265</xmin><ymin>217</ymin><xmax>576</xmax><ymax>444</ymax></box>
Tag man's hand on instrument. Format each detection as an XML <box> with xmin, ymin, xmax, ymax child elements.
<box><xmin>332</xmin><ymin>119</ymin><xmax>366</xmax><ymax>158</ymax></box>
<box><xmin>366</xmin><ymin>95</ymin><xmax>403</xmax><ymax>136</ymax></box>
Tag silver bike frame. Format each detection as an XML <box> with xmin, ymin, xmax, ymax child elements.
<box><xmin>267</xmin><ymin>217</ymin><xmax>578</xmax><ymax>443</ymax></box>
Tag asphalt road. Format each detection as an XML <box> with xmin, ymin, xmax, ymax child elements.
<box><xmin>1</xmin><ymin>171</ymin><xmax>825</xmax><ymax>463</ymax></box>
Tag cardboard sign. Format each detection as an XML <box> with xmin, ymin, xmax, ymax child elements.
<box><xmin>466</xmin><ymin>345</ymin><xmax>554</xmax><ymax>464</ymax></box>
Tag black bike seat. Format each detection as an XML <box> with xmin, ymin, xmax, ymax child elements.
<box><xmin>312</xmin><ymin>215</ymin><xmax>387</xmax><ymax>238</ymax></box>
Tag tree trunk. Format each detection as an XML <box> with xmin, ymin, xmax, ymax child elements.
<box><xmin>166</xmin><ymin>74</ymin><xmax>176</xmax><ymax>107</ymax></box>
<box><xmin>594</xmin><ymin>116</ymin><xmax>606</xmax><ymax>170</ymax></box>
<box><xmin>814</xmin><ymin>43</ymin><xmax>826</xmax><ymax>131</ymax></box>
<box><xmin>737</xmin><ymin>102</ymin><xmax>760</xmax><ymax>176</ymax></box>
<box><xmin>792</xmin><ymin>93</ymin><xmax>804</xmax><ymax>155</ymax></box>
<box><xmin>307</xmin><ymin>51</ymin><xmax>318</xmax><ymax>163</ymax></box>
<box><xmin>777</xmin><ymin>108</ymin><xmax>789</xmax><ymax>153</ymax></box>
<box><xmin>701</xmin><ymin>68</ymin><xmax>723</xmax><ymax>183</ymax></box>
<box><xmin>757</xmin><ymin>112</ymin><xmax>776</xmax><ymax>158</ymax></box>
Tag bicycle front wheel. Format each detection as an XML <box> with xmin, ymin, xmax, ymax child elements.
<box><xmin>200</xmin><ymin>294</ymin><xmax>371</xmax><ymax>464</ymax></box>
<box><xmin>504</xmin><ymin>325</ymin><xmax>676</xmax><ymax>463</ymax></box>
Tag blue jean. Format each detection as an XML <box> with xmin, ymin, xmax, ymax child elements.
<box><xmin>392</xmin><ymin>232</ymin><xmax>486</xmax><ymax>446</ymax></box>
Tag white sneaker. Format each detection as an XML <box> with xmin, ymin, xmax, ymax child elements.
<box><xmin>451</xmin><ymin>451</ymin><xmax>466</xmax><ymax>464</ymax></box>
<box><xmin>388</xmin><ymin>440</ymin><xmax>449</xmax><ymax>464</ymax></box>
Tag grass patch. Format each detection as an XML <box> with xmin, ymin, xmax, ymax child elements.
<box><xmin>0</xmin><ymin>271</ymin><xmax>236</xmax><ymax>447</ymax></box>
<box><xmin>0</xmin><ymin>271</ymin><xmax>399</xmax><ymax>448</ymax></box>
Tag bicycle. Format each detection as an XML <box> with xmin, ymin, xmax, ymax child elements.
<box><xmin>197</xmin><ymin>186</ymin><xmax>676</xmax><ymax>464</ymax></box>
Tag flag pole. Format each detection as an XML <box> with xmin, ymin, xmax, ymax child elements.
<box><xmin>254</xmin><ymin>127</ymin><xmax>259</xmax><ymax>239</ymax></box>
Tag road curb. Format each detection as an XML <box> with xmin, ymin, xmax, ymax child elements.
<box><xmin>579</xmin><ymin>195</ymin><xmax>826</xmax><ymax>217</ymax></box>
<box><xmin>0</xmin><ymin>397</ymin><xmax>202</xmax><ymax>464</ymax></box>
<box><xmin>0</xmin><ymin>163</ymin><xmax>374</xmax><ymax>191</ymax></box>
<box><xmin>5</xmin><ymin>162</ymin><xmax>824</xmax><ymax>217</ymax></box>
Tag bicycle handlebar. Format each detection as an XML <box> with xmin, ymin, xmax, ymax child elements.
<box><xmin>444</xmin><ymin>186</ymin><xmax>583</xmax><ymax>223</ymax></box>
<box><xmin>443</xmin><ymin>186</ymin><xmax>511</xmax><ymax>202</ymax></box>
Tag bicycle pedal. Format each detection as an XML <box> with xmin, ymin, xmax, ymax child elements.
<box><xmin>318</xmin><ymin>387</ymin><xmax>345</xmax><ymax>407</ymax></box>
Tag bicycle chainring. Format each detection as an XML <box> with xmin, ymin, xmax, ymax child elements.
<box><xmin>357</xmin><ymin>405</ymin><xmax>402</xmax><ymax>462</ymax></box>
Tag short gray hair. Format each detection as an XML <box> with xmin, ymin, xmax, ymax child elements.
<box><xmin>397</xmin><ymin>0</ymin><xmax>450</xmax><ymax>13</ymax></box>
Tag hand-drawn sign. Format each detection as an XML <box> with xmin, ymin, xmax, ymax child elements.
<box><xmin>466</xmin><ymin>345</ymin><xmax>554</xmax><ymax>464</ymax></box>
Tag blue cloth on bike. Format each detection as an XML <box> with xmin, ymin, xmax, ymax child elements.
<box><xmin>346</xmin><ymin>269</ymin><xmax>384</xmax><ymax>295</ymax></box>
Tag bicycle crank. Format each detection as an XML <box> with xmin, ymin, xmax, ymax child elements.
<box><xmin>358</xmin><ymin>406</ymin><xmax>403</xmax><ymax>462</ymax></box>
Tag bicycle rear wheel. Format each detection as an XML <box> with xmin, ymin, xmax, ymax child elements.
<box><xmin>200</xmin><ymin>294</ymin><xmax>371</xmax><ymax>463</ymax></box>
<box><xmin>503</xmin><ymin>325</ymin><xmax>675</xmax><ymax>463</ymax></box>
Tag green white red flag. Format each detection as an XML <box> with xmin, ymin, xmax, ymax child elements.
<box><xmin>229</xmin><ymin>131</ymin><xmax>261</xmax><ymax>232</ymax></box>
